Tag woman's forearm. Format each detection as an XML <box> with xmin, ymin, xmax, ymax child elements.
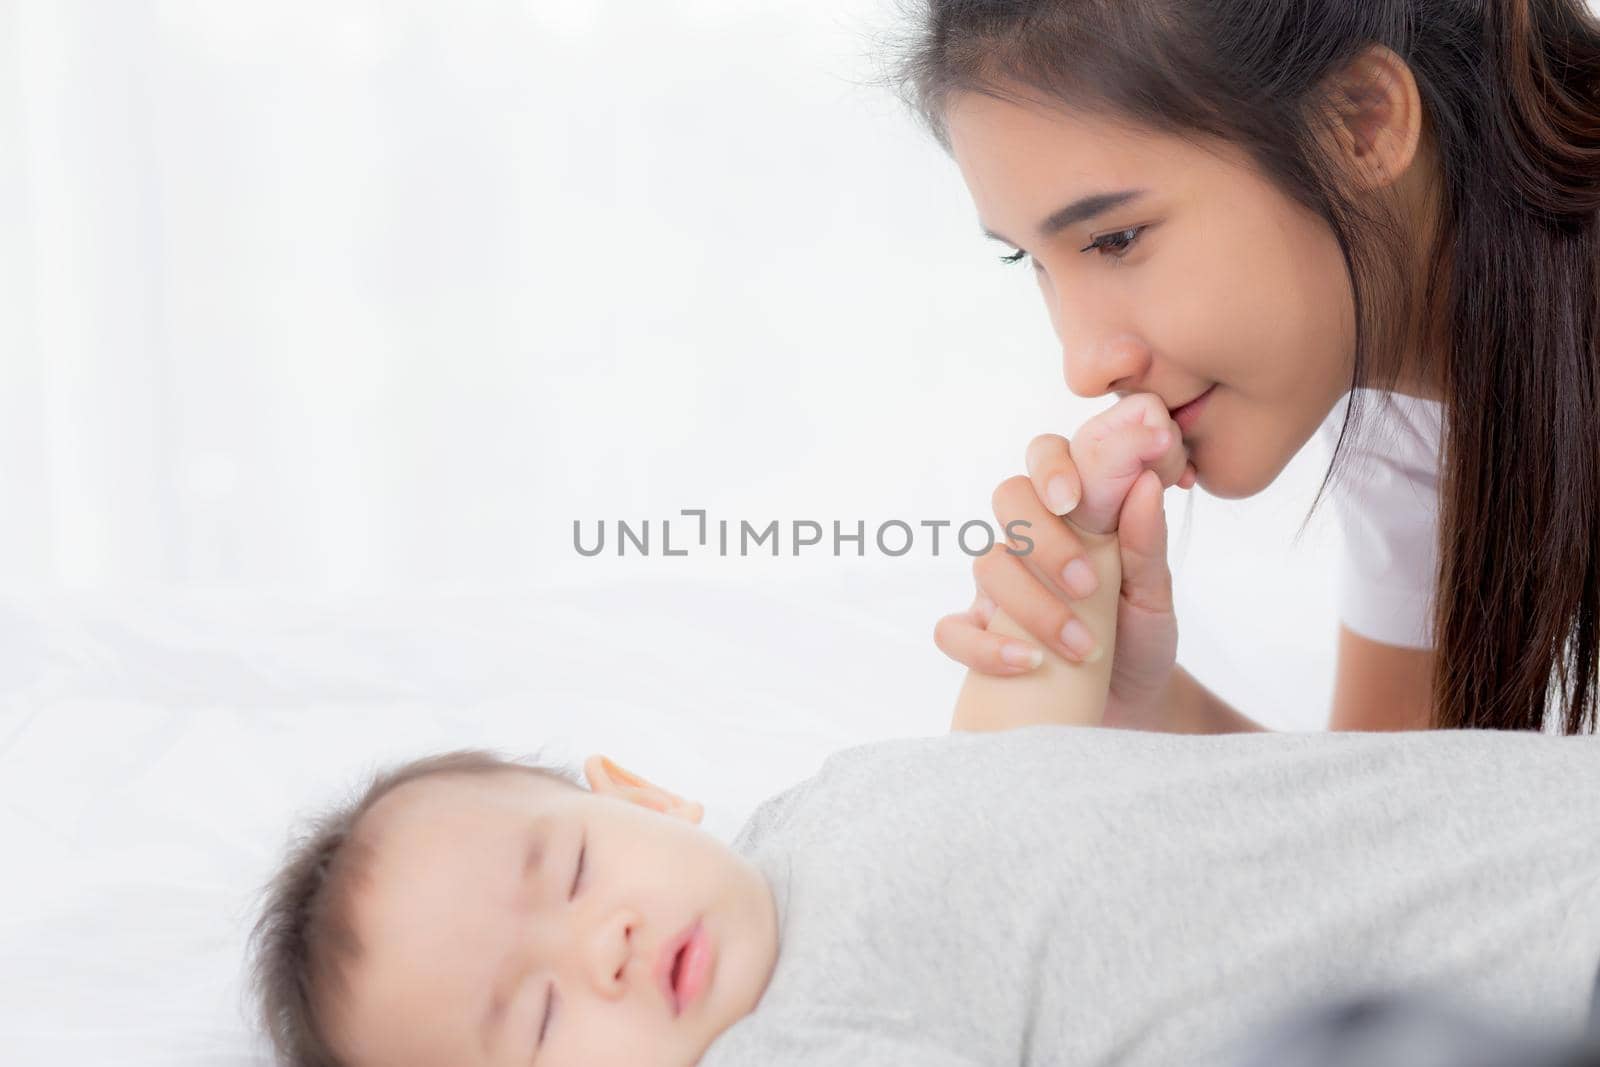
<box><xmin>1162</xmin><ymin>664</ymin><xmax>1272</xmax><ymax>734</ymax></box>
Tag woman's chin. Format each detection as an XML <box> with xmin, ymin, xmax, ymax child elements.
<box><xmin>1188</xmin><ymin>451</ymin><xmax>1280</xmax><ymax>500</ymax></box>
<box><xmin>1183</xmin><ymin>400</ymin><xmax>1303</xmax><ymax>500</ymax></box>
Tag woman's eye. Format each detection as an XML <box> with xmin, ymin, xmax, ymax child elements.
<box><xmin>997</xmin><ymin>224</ymin><xmax>1148</xmax><ymax>269</ymax></box>
<box><xmin>1079</xmin><ymin>225</ymin><xmax>1148</xmax><ymax>260</ymax></box>
<box><xmin>570</xmin><ymin>837</ymin><xmax>585</xmax><ymax>899</ymax></box>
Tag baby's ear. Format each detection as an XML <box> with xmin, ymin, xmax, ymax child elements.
<box><xmin>584</xmin><ymin>755</ymin><xmax>704</xmax><ymax>824</ymax></box>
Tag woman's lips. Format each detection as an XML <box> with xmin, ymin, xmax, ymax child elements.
<box><xmin>1170</xmin><ymin>384</ymin><xmax>1216</xmax><ymax>433</ymax></box>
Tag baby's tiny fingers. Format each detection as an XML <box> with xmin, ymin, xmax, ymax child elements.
<box><xmin>1129</xmin><ymin>422</ymin><xmax>1190</xmax><ymax>488</ymax></box>
<box><xmin>1140</xmin><ymin>424</ymin><xmax>1172</xmax><ymax>455</ymax></box>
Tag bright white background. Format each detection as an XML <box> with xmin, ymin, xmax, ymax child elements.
<box><xmin>0</xmin><ymin>0</ymin><xmax>1387</xmax><ymax>1061</ymax></box>
<box><xmin>0</xmin><ymin>0</ymin><xmax>1349</xmax><ymax>702</ymax></box>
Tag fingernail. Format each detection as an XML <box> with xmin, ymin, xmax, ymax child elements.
<box><xmin>974</xmin><ymin>593</ymin><xmax>997</xmax><ymax>618</ymax></box>
<box><xmin>1060</xmin><ymin>619</ymin><xmax>1097</xmax><ymax>661</ymax></box>
<box><xmin>1061</xmin><ymin>558</ymin><xmax>1098</xmax><ymax>599</ymax></box>
<box><xmin>1045</xmin><ymin>476</ymin><xmax>1078</xmax><ymax>516</ymax></box>
<box><xmin>1000</xmin><ymin>642</ymin><xmax>1043</xmax><ymax>669</ymax></box>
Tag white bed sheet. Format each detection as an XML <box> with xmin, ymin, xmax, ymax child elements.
<box><xmin>0</xmin><ymin>573</ymin><xmax>961</xmax><ymax>1064</ymax></box>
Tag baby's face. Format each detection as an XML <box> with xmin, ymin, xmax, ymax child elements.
<box><xmin>332</xmin><ymin>766</ymin><xmax>780</xmax><ymax>1067</ymax></box>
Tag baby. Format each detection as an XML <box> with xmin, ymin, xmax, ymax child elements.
<box><xmin>248</xmin><ymin>396</ymin><xmax>1600</xmax><ymax>1067</ymax></box>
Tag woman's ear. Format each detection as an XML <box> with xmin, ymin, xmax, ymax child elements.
<box><xmin>1316</xmin><ymin>43</ymin><xmax>1425</xmax><ymax>192</ymax></box>
<box><xmin>584</xmin><ymin>754</ymin><xmax>704</xmax><ymax>824</ymax></box>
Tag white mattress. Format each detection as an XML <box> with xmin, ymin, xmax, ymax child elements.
<box><xmin>0</xmin><ymin>574</ymin><xmax>964</xmax><ymax>1063</ymax></box>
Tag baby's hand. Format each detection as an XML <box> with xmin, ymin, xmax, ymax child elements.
<box><xmin>1058</xmin><ymin>393</ymin><xmax>1191</xmax><ymax>536</ymax></box>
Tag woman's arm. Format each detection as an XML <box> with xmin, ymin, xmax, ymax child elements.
<box><xmin>1137</xmin><ymin>628</ymin><xmax>1436</xmax><ymax>736</ymax></box>
<box><xmin>1156</xmin><ymin>665</ymin><xmax>1271</xmax><ymax>734</ymax></box>
<box><xmin>950</xmin><ymin>519</ymin><xmax>1121</xmax><ymax>733</ymax></box>
<box><xmin>1326</xmin><ymin>624</ymin><xmax>1435</xmax><ymax>731</ymax></box>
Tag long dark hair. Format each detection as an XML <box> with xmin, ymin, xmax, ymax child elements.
<box><xmin>873</xmin><ymin>0</ymin><xmax>1600</xmax><ymax>734</ymax></box>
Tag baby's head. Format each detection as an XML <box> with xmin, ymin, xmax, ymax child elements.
<box><xmin>248</xmin><ymin>750</ymin><xmax>780</xmax><ymax>1067</ymax></box>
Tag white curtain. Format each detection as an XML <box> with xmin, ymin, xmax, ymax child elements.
<box><xmin>0</xmin><ymin>0</ymin><xmax>1353</xmax><ymax>724</ymax></box>
<box><xmin>2</xmin><ymin>0</ymin><xmax>1027</xmax><ymax>591</ymax></box>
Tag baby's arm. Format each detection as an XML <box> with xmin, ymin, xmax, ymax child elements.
<box><xmin>948</xmin><ymin>516</ymin><xmax>1120</xmax><ymax>732</ymax></box>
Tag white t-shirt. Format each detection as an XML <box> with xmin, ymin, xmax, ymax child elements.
<box><xmin>1316</xmin><ymin>388</ymin><xmax>1444</xmax><ymax>650</ymax></box>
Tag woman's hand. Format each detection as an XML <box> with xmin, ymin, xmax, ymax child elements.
<box><xmin>933</xmin><ymin>393</ymin><xmax>1196</xmax><ymax>730</ymax></box>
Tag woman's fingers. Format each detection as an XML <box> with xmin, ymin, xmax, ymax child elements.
<box><xmin>936</xmin><ymin>402</ymin><xmax>1194</xmax><ymax>678</ymax></box>
<box><xmin>972</xmin><ymin>540</ymin><xmax>1097</xmax><ymax>663</ymax></box>
<box><xmin>934</xmin><ymin>607</ymin><xmax>1043</xmax><ymax>673</ymax></box>
<box><xmin>971</xmin><ymin>589</ymin><xmax>997</xmax><ymax>628</ymax></box>
<box><xmin>1025</xmin><ymin>432</ymin><xmax>1080</xmax><ymax>516</ymax></box>
<box><xmin>992</xmin><ymin>474</ymin><xmax>1095</xmax><ymax>602</ymax></box>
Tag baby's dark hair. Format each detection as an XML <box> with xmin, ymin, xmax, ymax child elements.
<box><xmin>245</xmin><ymin>749</ymin><xmax>587</xmax><ymax>1067</ymax></box>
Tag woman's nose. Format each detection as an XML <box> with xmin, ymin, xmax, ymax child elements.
<box><xmin>1062</xmin><ymin>333</ymin><xmax>1150</xmax><ymax>399</ymax></box>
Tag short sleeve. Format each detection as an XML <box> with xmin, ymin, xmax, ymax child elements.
<box><xmin>1316</xmin><ymin>390</ymin><xmax>1443</xmax><ymax>651</ymax></box>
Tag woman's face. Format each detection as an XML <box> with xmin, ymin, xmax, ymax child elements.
<box><xmin>944</xmin><ymin>89</ymin><xmax>1361</xmax><ymax>499</ymax></box>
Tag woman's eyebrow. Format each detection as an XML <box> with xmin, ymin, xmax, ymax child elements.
<box><xmin>982</xmin><ymin>188</ymin><xmax>1148</xmax><ymax>247</ymax></box>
